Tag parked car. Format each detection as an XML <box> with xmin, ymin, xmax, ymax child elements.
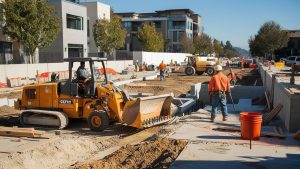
<box><xmin>283</xmin><ymin>56</ymin><xmax>300</xmax><ymax>66</ymax></box>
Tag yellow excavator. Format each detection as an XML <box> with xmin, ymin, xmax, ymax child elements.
<box><xmin>14</xmin><ymin>57</ymin><xmax>173</xmax><ymax>131</ymax></box>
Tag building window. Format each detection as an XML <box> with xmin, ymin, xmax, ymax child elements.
<box><xmin>65</xmin><ymin>0</ymin><xmax>79</xmax><ymax>3</ymax></box>
<box><xmin>154</xmin><ymin>21</ymin><xmax>161</xmax><ymax>29</ymax></box>
<box><xmin>68</xmin><ymin>44</ymin><xmax>83</xmax><ymax>58</ymax></box>
<box><xmin>124</xmin><ymin>21</ymin><xmax>132</xmax><ymax>28</ymax></box>
<box><xmin>87</xmin><ymin>20</ymin><xmax>90</xmax><ymax>37</ymax></box>
<box><xmin>66</xmin><ymin>14</ymin><xmax>83</xmax><ymax>30</ymax></box>
<box><xmin>0</xmin><ymin>41</ymin><xmax>13</xmax><ymax>64</ymax></box>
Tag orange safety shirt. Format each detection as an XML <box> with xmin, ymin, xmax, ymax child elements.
<box><xmin>231</xmin><ymin>72</ymin><xmax>236</xmax><ymax>81</ymax></box>
<box><xmin>209</xmin><ymin>72</ymin><xmax>230</xmax><ymax>93</ymax></box>
<box><xmin>159</xmin><ymin>63</ymin><xmax>167</xmax><ymax>71</ymax></box>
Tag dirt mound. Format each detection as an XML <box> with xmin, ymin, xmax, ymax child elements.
<box><xmin>78</xmin><ymin>137</ymin><xmax>187</xmax><ymax>169</ymax></box>
<box><xmin>0</xmin><ymin>105</ymin><xmax>18</xmax><ymax>115</ymax></box>
<box><xmin>124</xmin><ymin>85</ymin><xmax>165</xmax><ymax>95</ymax></box>
<box><xmin>0</xmin><ymin>91</ymin><xmax>22</xmax><ymax>99</ymax></box>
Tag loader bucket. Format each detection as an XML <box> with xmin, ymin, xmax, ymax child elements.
<box><xmin>122</xmin><ymin>94</ymin><xmax>173</xmax><ymax>128</ymax></box>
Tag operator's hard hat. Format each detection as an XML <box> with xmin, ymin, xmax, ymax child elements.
<box><xmin>215</xmin><ymin>65</ymin><xmax>223</xmax><ymax>71</ymax></box>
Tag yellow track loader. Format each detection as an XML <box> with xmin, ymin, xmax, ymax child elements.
<box><xmin>184</xmin><ymin>55</ymin><xmax>217</xmax><ymax>76</ymax></box>
<box><xmin>15</xmin><ymin>57</ymin><xmax>173</xmax><ymax>131</ymax></box>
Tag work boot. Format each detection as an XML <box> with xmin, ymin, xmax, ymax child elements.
<box><xmin>223</xmin><ymin>116</ymin><xmax>228</xmax><ymax>121</ymax></box>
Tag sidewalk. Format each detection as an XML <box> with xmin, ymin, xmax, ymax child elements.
<box><xmin>169</xmin><ymin>109</ymin><xmax>300</xmax><ymax>169</ymax></box>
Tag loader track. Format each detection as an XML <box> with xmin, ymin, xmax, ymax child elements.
<box><xmin>20</xmin><ymin>109</ymin><xmax>69</xmax><ymax>129</ymax></box>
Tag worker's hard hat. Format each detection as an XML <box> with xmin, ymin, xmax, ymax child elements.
<box><xmin>215</xmin><ymin>65</ymin><xmax>223</xmax><ymax>71</ymax></box>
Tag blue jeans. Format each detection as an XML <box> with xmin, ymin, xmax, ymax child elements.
<box><xmin>211</xmin><ymin>93</ymin><xmax>228</xmax><ymax>119</ymax></box>
<box><xmin>160</xmin><ymin>70</ymin><xmax>165</xmax><ymax>80</ymax></box>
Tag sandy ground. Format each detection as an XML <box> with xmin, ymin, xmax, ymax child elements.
<box><xmin>0</xmin><ymin>105</ymin><xmax>18</xmax><ymax>115</ymax></box>
<box><xmin>0</xmin><ymin>120</ymin><xmax>182</xmax><ymax>169</ymax></box>
<box><xmin>122</xmin><ymin>68</ymin><xmax>261</xmax><ymax>97</ymax></box>
<box><xmin>0</xmin><ymin>68</ymin><xmax>261</xmax><ymax>169</ymax></box>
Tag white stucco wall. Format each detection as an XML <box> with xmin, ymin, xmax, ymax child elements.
<box><xmin>133</xmin><ymin>51</ymin><xmax>189</xmax><ymax>66</ymax></box>
<box><xmin>62</xmin><ymin>1</ymin><xmax>88</xmax><ymax>58</ymax></box>
<box><xmin>81</xmin><ymin>1</ymin><xmax>111</xmax><ymax>55</ymax></box>
<box><xmin>0</xmin><ymin>60</ymin><xmax>133</xmax><ymax>83</ymax></box>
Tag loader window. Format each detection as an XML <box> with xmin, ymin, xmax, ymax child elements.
<box><xmin>26</xmin><ymin>89</ymin><xmax>37</xmax><ymax>99</ymax></box>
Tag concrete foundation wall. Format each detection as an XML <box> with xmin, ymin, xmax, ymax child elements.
<box><xmin>195</xmin><ymin>83</ymin><xmax>265</xmax><ymax>105</ymax></box>
<box><xmin>133</xmin><ymin>51</ymin><xmax>189</xmax><ymax>66</ymax></box>
<box><xmin>273</xmin><ymin>79</ymin><xmax>291</xmax><ymax>130</ymax></box>
<box><xmin>257</xmin><ymin>62</ymin><xmax>300</xmax><ymax>132</ymax></box>
<box><xmin>0</xmin><ymin>60</ymin><xmax>133</xmax><ymax>83</ymax></box>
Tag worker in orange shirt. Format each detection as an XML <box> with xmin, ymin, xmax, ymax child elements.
<box><xmin>159</xmin><ymin>60</ymin><xmax>167</xmax><ymax>81</ymax></box>
<box><xmin>227</xmin><ymin>68</ymin><xmax>236</xmax><ymax>85</ymax></box>
<box><xmin>208</xmin><ymin>65</ymin><xmax>230</xmax><ymax>122</ymax></box>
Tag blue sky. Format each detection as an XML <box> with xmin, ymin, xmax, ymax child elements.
<box><xmin>85</xmin><ymin>0</ymin><xmax>300</xmax><ymax>50</ymax></box>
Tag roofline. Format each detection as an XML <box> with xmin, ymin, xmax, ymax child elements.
<box><xmin>155</xmin><ymin>9</ymin><xmax>195</xmax><ymax>14</ymax></box>
<box><xmin>64</xmin><ymin>57</ymin><xmax>107</xmax><ymax>62</ymax></box>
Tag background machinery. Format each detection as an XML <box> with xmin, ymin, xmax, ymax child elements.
<box><xmin>184</xmin><ymin>55</ymin><xmax>217</xmax><ymax>76</ymax></box>
<box><xmin>15</xmin><ymin>57</ymin><xmax>173</xmax><ymax>131</ymax></box>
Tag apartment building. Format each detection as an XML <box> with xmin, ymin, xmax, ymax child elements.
<box><xmin>276</xmin><ymin>30</ymin><xmax>300</xmax><ymax>57</ymax></box>
<box><xmin>0</xmin><ymin>0</ymin><xmax>28</xmax><ymax>64</ymax></box>
<box><xmin>116</xmin><ymin>9</ymin><xmax>202</xmax><ymax>53</ymax></box>
<box><xmin>39</xmin><ymin>0</ymin><xmax>87</xmax><ymax>63</ymax></box>
<box><xmin>38</xmin><ymin>0</ymin><xmax>111</xmax><ymax>63</ymax></box>
<box><xmin>80</xmin><ymin>1</ymin><xmax>110</xmax><ymax>58</ymax></box>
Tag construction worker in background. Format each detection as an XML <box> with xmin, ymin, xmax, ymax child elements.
<box><xmin>208</xmin><ymin>65</ymin><xmax>230</xmax><ymax>122</ymax></box>
<box><xmin>241</xmin><ymin>57</ymin><xmax>246</xmax><ymax>70</ymax></box>
<box><xmin>159</xmin><ymin>60</ymin><xmax>167</xmax><ymax>81</ymax></box>
<box><xmin>135</xmin><ymin>60</ymin><xmax>139</xmax><ymax>72</ymax></box>
<box><xmin>227</xmin><ymin>68</ymin><xmax>236</xmax><ymax>85</ymax></box>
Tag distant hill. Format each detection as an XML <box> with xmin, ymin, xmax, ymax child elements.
<box><xmin>233</xmin><ymin>47</ymin><xmax>250</xmax><ymax>56</ymax></box>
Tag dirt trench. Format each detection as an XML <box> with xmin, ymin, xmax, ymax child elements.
<box><xmin>77</xmin><ymin>137</ymin><xmax>187</xmax><ymax>169</ymax></box>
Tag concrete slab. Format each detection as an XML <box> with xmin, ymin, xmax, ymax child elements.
<box><xmin>171</xmin><ymin>141</ymin><xmax>300</xmax><ymax>169</ymax></box>
<box><xmin>169</xmin><ymin>110</ymin><xmax>300</xmax><ymax>169</ymax></box>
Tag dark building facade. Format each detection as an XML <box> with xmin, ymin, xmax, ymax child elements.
<box><xmin>276</xmin><ymin>30</ymin><xmax>300</xmax><ymax>58</ymax></box>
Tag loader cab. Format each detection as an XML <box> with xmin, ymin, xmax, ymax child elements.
<box><xmin>59</xmin><ymin>57</ymin><xmax>108</xmax><ymax>97</ymax></box>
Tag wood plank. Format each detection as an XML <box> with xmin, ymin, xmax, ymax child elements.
<box><xmin>263</xmin><ymin>104</ymin><xmax>283</xmax><ymax>125</ymax></box>
<box><xmin>0</xmin><ymin>127</ymin><xmax>45</xmax><ymax>138</ymax></box>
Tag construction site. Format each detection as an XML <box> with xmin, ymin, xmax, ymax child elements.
<box><xmin>0</xmin><ymin>55</ymin><xmax>299</xmax><ymax>169</ymax></box>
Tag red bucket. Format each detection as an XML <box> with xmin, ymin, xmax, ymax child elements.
<box><xmin>240</xmin><ymin>112</ymin><xmax>262</xmax><ymax>140</ymax></box>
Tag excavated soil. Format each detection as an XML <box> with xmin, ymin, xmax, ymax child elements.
<box><xmin>122</xmin><ymin>69</ymin><xmax>258</xmax><ymax>96</ymax></box>
<box><xmin>0</xmin><ymin>105</ymin><xmax>18</xmax><ymax>115</ymax></box>
<box><xmin>0</xmin><ymin>91</ymin><xmax>22</xmax><ymax>99</ymax></box>
<box><xmin>77</xmin><ymin>137</ymin><xmax>187</xmax><ymax>169</ymax></box>
<box><xmin>122</xmin><ymin>73</ymin><xmax>212</xmax><ymax>97</ymax></box>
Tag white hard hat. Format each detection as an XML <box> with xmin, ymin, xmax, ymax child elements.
<box><xmin>215</xmin><ymin>65</ymin><xmax>223</xmax><ymax>71</ymax></box>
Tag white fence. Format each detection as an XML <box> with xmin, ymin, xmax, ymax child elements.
<box><xmin>133</xmin><ymin>51</ymin><xmax>189</xmax><ymax>66</ymax></box>
<box><xmin>0</xmin><ymin>60</ymin><xmax>133</xmax><ymax>83</ymax></box>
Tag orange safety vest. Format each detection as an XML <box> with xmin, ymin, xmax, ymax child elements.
<box><xmin>209</xmin><ymin>72</ymin><xmax>230</xmax><ymax>93</ymax></box>
<box><xmin>159</xmin><ymin>63</ymin><xmax>166</xmax><ymax>71</ymax></box>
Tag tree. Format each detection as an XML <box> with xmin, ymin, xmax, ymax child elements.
<box><xmin>93</xmin><ymin>15</ymin><xmax>126</xmax><ymax>55</ymax></box>
<box><xmin>224</xmin><ymin>41</ymin><xmax>233</xmax><ymax>50</ymax></box>
<box><xmin>179</xmin><ymin>33</ymin><xmax>194</xmax><ymax>53</ymax></box>
<box><xmin>213</xmin><ymin>39</ymin><xmax>224</xmax><ymax>56</ymax></box>
<box><xmin>2</xmin><ymin>0</ymin><xmax>60</xmax><ymax>63</ymax></box>
<box><xmin>193</xmin><ymin>33</ymin><xmax>213</xmax><ymax>55</ymax></box>
<box><xmin>137</xmin><ymin>23</ymin><xmax>164</xmax><ymax>52</ymax></box>
<box><xmin>248</xmin><ymin>21</ymin><xmax>289</xmax><ymax>57</ymax></box>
